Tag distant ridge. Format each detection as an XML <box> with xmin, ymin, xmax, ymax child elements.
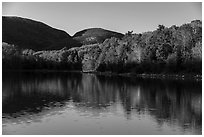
<box><xmin>2</xmin><ymin>16</ymin><xmax>124</xmax><ymax>50</ymax></box>
<box><xmin>73</xmin><ymin>28</ymin><xmax>124</xmax><ymax>45</ymax></box>
<box><xmin>2</xmin><ymin>16</ymin><xmax>81</xmax><ymax>51</ymax></box>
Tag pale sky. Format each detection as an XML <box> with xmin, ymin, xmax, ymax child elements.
<box><xmin>2</xmin><ymin>2</ymin><xmax>202</xmax><ymax>36</ymax></box>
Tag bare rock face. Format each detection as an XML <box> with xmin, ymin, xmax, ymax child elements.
<box><xmin>2</xmin><ymin>37</ymin><xmax>143</xmax><ymax>72</ymax></box>
<box><xmin>93</xmin><ymin>37</ymin><xmax>142</xmax><ymax>71</ymax></box>
<box><xmin>78</xmin><ymin>44</ymin><xmax>101</xmax><ymax>72</ymax></box>
<box><xmin>77</xmin><ymin>37</ymin><xmax>143</xmax><ymax>72</ymax></box>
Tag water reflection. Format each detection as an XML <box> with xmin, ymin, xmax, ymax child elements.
<box><xmin>2</xmin><ymin>71</ymin><xmax>202</xmax><ymax>134</ymax></box>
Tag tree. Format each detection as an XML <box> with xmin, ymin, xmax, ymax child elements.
<box><xmin>157</xmin><ymin>25</ymin><xmax>165</xmax><ymax>31</ymax></box>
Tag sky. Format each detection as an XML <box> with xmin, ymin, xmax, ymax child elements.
<box><xmin>2</xmin><ymin>2</ymin><xmax>202</xmax><ymax>36</ymax></box>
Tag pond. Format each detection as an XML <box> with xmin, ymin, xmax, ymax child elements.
<box><xmin>2</xmin><ymin>71</ymin><xmax>202</xmax><ymax>135</ymax></box>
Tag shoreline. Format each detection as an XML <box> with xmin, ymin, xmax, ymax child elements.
<box><xmin>91</xmin><ymin>71</ymin><xmax>202</xmax><ymax>81</ymax></box>
<box><xmin>3</xmin><ymin>69</ymin><xmax>202</xmax><ymax>81</ymax></box>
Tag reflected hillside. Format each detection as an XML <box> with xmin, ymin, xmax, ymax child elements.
<box><xmin>3</xmin><ymin>71</ymin><xmax>201</xmax><ymax>132</ymax></box>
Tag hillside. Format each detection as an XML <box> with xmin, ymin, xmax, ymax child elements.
<box><xmin>72</xmin><ymin>28</ymin><xmax>124</xmax><ymax>45</ymax></box>
<box><xmin>2</xmin><ymin>20</ymin><xmax>202</xmax><ymax>74</ymax></box>
<box><xmin>2</xmin><ymin>16</ymin><xmax>81</xmax><ymax>51</ymax></box>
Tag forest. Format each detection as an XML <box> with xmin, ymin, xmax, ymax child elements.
<box><xmin>3</xmin><ymin>20</ymin><xmax>202</xmax><ymax>75</ymax></box>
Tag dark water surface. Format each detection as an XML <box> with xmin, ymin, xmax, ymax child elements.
<box><xmin>2</xmin><ymin>71</ymin><xmax>202</xmax><ymax>134</ymax></box>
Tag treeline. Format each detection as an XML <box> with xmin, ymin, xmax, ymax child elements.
<box><xmin>3</xmin><ymin>20</ymin><xmax>202</xmax><ymax>74</ymax></box>
<box><xmin>2</xmin><ymin>42</ymin><xmax>82</xmax><ymax>70</ymax></box>
<box><xmin>97</xmin><ymin>20</ymin><xmax>202</xmax><ymax>74</ymax></box>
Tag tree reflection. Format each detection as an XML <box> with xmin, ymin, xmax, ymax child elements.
<box><xmin>3</xmin><ymin>71</ymin><xmax>202</xmax><ymax>132</ymax></box>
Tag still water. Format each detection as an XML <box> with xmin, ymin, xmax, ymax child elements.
<box><xmin>2</xmin><ymin>71</ymin><xmax>202</xmax><ymax>135</ymax></box>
